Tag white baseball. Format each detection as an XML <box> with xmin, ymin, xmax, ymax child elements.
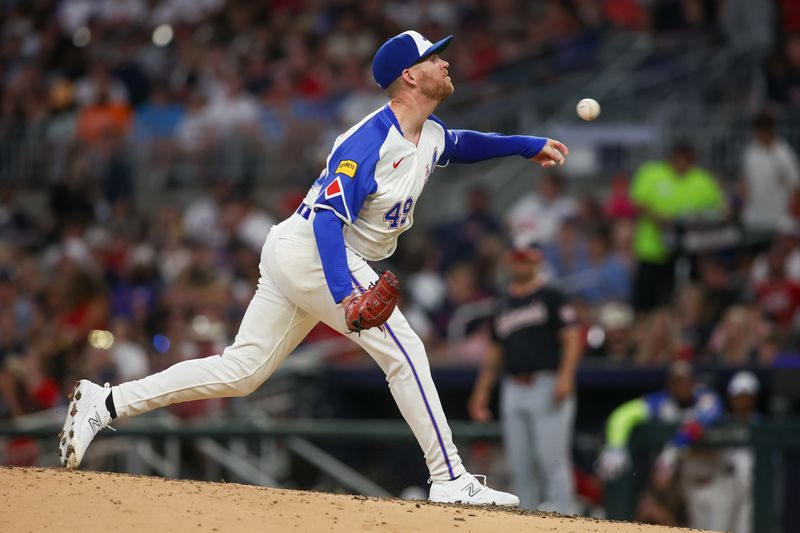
<box><xmin>576</xmin><ymin>98</ymin><xmax>601</xmax><ymax>121</ymax></box>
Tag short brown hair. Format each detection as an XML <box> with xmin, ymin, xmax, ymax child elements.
<box><xmin>385</xmin><ymin>76</ymin><xmax>404</xmax><ymax>97</ymax></box>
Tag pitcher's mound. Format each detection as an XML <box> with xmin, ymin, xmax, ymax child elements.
<box><xmin>1</xmin><ymin>466</ymin><xmax>704</xmax><ymax>532</ymax></box>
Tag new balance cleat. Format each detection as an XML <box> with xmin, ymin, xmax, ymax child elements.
<box><xmin>58</xmin><ymin>380</ymin><xmax>112</xmax><ymax>468</ymax></box>
<box><xmin>429</xmin><ymin>472</ymin><xmax>520</xmax><ymax>506</ymax></box>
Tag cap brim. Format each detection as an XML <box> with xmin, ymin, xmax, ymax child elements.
<box><xmin>420</xmin><ymin>35</ymin><xmax>453</xmax><ymax>61</ymax></box>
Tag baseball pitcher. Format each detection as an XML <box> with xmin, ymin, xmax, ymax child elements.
<box><xmin>59</xmin><ymin>30</ymin><xmax>568</xmax><ymax>505</ymax></box>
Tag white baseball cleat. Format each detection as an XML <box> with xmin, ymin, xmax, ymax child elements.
<box><xmin>58</xmin><ymin>380</ymin><xmax>112</xmax><ymax>469</ymax></box>
<box><xmin>429</xmin><ymin>472</ymin><xmax>520</xmax><ymax>506</ymax></box>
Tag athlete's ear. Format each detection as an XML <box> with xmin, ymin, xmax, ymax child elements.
<box><xmin>400</xmin><ymin>67</ymin><xmax>418</xmax><ymax>88</ymax></box>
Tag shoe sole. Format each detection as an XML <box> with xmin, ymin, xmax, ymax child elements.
<box><xmin>428</xmin><ymin>499</ymin><xmax>519</xmax><ymax>507</ymax></box>
<box><xmin>429</xmin><ymin>498</ymin><xmax>519</xmax><ymax>507</ymax></box>
<box><xmin>58</xmin><ymin>382</ymin><xmax>82</xmax><ymax>469</ymax></box>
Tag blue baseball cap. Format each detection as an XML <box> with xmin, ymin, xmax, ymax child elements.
<box><xmin>371</xmin><ymin>31</ymin><xmax>453</xmax><ymax>90</ymax></box>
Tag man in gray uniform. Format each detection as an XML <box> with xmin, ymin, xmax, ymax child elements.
<box><xmin>469</xmin><ymin>242</ymin><xmax>583</xmax><ymax>513</ymax></box>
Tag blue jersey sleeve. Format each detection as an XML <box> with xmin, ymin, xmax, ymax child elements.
<box><xmin>430</xmin><ymin>115</ymin><xmax>547</xmax><ymax>166</ymax></box>
<box><xmin>313</xmin><ymin>127</ymin><xmax>381</xmax><ymax>225</ymax></box>
<box><xmin>672</xmin><ymin>389</ymin><xmax>723</xmax><ymax>448</ymax></box>
<box><xmin>642</xmin><ymin>390</ymin><xmax>667</xmax><ymax>418</ymax></box>
<box><xmin>312</xmin><ymin>209</ymin><xmax>352</xmax><ymax>303</ymax></box>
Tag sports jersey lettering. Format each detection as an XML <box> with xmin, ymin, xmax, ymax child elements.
<box><xmin>336</xmin><ymin>160</ymin><xmax>358</xmax><ymax>178</ymax></box>
<box><xmin>384</xmin><ymin>197</ymin><xmax>414</xmax><ymax>228</ymax></box>
<box><xmin>424</xmin><ymin>147</ymin><xmax>439</xmax><ymax>183</ymax></box>
<box><xmin>495</xmin><ymin>302</ymin><xmax>548</xmax><ymax>337</ymax></box>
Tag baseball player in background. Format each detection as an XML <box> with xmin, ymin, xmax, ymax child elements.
<box><xmin>468</xmin><ymin>242</ymin><xmax>583</xmax><ymax>513</ymax></box>
<box><xmin>724</xmin><ymin>370</ymin><xmax>761</xmax><ymax>533</ymax></box>
<box><xmin>58</xmin><ymin>30</ymin><xmax>569</xmax><ymax>506</ymax></box>
<box><xmin>596</xmin><ymin>361</ymin><xmax>729</xmax><ymax>530</ymax></box>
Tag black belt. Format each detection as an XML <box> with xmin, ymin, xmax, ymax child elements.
<box><xmin>296</xmin><ymin>203</ymin><xmax>312</xmax><ymax>220</ymax></box>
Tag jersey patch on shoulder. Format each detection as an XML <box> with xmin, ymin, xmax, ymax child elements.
<box><xmin>335</xmin><ymin>160</ymin><xmax>358</xmax><ymax>178</ymax></box>
<box><xmin>325</xmin><ymin>176</ymin><xmax>343</xmax><ymax>198</ymax></box>
<box><xmin>321</xmin><ymin>176</ymin><xmax>353</xmax><ymax>222</ymax></box>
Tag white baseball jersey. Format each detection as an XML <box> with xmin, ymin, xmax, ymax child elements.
<box><xmin>301</xmin><ymin>104</ymin><xmax>447</xmax><ymax>261</ymax></box>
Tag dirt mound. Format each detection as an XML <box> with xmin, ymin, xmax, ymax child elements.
<box><xmin>0</xmin><ymin>466</ymin><xmax>704</xmax><ymax>532</ymax></box>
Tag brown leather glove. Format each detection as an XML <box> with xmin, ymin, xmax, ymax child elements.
<box><xmin>344</xmin><ymin>270</ymin><xmax>400</xmax><ymax>332</ymax></box>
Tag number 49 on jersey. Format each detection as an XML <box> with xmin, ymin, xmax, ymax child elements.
<box><xmin>384</xmin><ymin>197</ymin><xmax>414</xmax><ymax>228</ymax></box>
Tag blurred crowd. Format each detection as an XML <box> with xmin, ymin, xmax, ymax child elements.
<box><xmin>1</xmin><ymin>0</ymin><xmax>798</xmax><ymax>186</ymax></box>
<box><xmin>1</xmin><ymin>0</ymin><xmax>800</xmax><ymax>421</ymax></box>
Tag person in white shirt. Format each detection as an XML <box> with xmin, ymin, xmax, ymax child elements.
<box><xmin>741</xmin><ymin>112</ymin><xmax>800</xmax><ymax>238</ymax></box>
<box><xmin>506</xmin><ymin>172</ymin><xmax>578</xmax><ymax>247</ymax></box>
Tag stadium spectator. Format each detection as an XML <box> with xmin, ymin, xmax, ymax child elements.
<box><xmin>0</xmin><ymin>185</ymin><xmax>42</xmax><ymax>247</ymax></box>
<box><xmin>740</xmin><ymin>112</ymin><xmax>800</xmax><ymax>242</ymax></box>
<box><xmin>219</xmin><ymin>190</ymin><xmax>275</xmax><ymax>254</ymax></box>
<box><xmin>707</xmin><ymin>305</ymin><xmax>777</xmax><ymax>366</ymax></box>
<box><xmin>74</xmin><ymin>75</ymin><xmax>133</xmax><ymax>143</ymax></box>
<box><xmin>541</xmin><ymin>216</ymin><xmax>590</xmax><ymax>281</ymax></box>
<box><xmin>604</xmin><ymin>172</ymin><xmax>637</xmax><ymax>221</ymax></box>
<box><xmin>107</xmin><ymin>317</ymin><xmax>149</xmax><ymax>382</ymax></box>
<box><xmin>634</xmin><ymin>308</ymin><xmax>684</xmax><ymax>366</ymax></box>
<box><xmin>564</xmin><ymin>225</ymin><xmax>631</xmax><ymax>306</ymax></box>
<box><xmin>0</xmin><ymin>268</ymin><xmax>26</xmax><ymax>417</ymax></box>
<box><xmin>673</xmin><ymin>283</ymin><xmax>708</xmax><ymax>358</ymax></box>
<box><xmin>750</xmin><ymin>217</ymin><xmax>800</xmax><ymax>284</ymax></box>
<box><xmin>132</xmin><ymin>83</ymin><xmax>184</xmax><ymax>143</ymax></box>
<box><xmin>44</xmin><ymin>78</ymin><xmax>79</xmax><ymax>144</ymax></box>
<box><xmin>405</xmin><ymin>239</ymin><xmax>448</xmax><ymax>318</ymax></box>
<box><xmin>506</xmin><ymin>172</ymin><xmax>578</xmax><ymax>247</ymax></box>
<box><xmin>435</xmin><ymin>185</ymin><xmax>503</xmax><ymax>273</ymax></box>
<box><xmin>696</xmin><ymin>255</ymin><xmax>743</xmax><ymax>329</ymax></box>
<box><xmin>432</xmin><ymin>262</ymin><xmax>489</xmax><ymax>340</ymax></box>
<box><xmin>630</xmin><ymin>142</ymin><xmax>725</xmax><ymax>313</ymax></box>
<box><xmin>752</xmin><ymin>241</ymin><xmax>800</xmax><ymax>341</ymax></box>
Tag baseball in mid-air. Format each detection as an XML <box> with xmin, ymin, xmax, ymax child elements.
<box><xmin>576</xmin><ymin>98</ymin><xmax>601</xmax><ymax>121</ymax></box>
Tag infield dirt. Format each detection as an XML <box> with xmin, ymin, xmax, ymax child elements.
<box><xmin>1</xmin><ymin>466</ymin><xmax>709</xmax><ymax>532</ymax></box>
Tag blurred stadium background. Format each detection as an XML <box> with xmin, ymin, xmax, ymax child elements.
<box><xmin>1</xmin><ymin>0</ymin><xmax>799</xmax><ymax>531</ymax></box>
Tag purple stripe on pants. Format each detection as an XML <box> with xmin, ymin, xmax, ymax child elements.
<box><xmin>350</xmin><ymin>273</ymin><xmax>455</xmax><ymax>480</ymax></box>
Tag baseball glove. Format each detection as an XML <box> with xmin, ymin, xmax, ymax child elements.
<box><xmin>344</xmin><ymin>270</ymin><xmax>400</xmax><ymax>332</ymax></box>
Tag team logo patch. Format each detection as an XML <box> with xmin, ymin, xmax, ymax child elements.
<box><xmin>335</xmin><ymin>160</ymin><xmax>358</xmax><ymax>178</ymax></box>
<box><xmin>325</xmin><ymin>177</ymin><xmax>344</xmax><ymax>199</ymax></box>
<box><xmin>322</xmin><ymin>176</ymin><xmax>352</xmax><ymax>222</ymax></box>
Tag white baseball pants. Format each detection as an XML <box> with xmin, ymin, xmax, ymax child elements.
<box><xmin>111</xmin><ymin>213</ymin><xmax>465</xmax><ymax>481</ymax></box>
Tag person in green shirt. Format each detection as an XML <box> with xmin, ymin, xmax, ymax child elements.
<box><xmin>630</xmin><ymin>142</ymin><xmax>725</xmax><ymax>312</ymax></box>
